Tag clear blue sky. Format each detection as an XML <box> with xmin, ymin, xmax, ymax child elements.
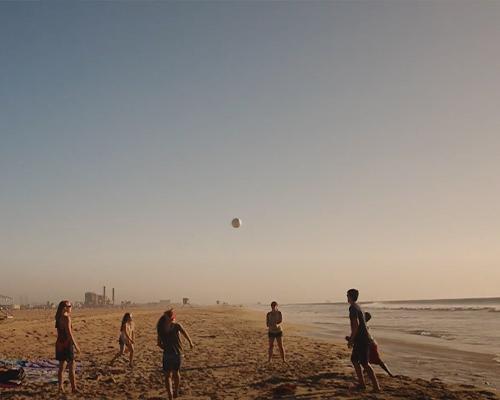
<box><xmin>1</xmin><ymin>1</ymin><xmax>499</xmax><ymax>304</ymax></box>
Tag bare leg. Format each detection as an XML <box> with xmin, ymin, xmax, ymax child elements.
<box><xmin>128</xmin><ymin>344</ymin><xmax>134</xmax><ymax>367</ymax></box>
<box><xmin>276</xmin><ymin>336</ymin><xmax>286</xmax><ymax>363</ymax></box>
<box><xmin>68</xmin><ymin>360</ymin><xmax>78</xmax><ymax>392</ymax></box>
<box><xmin>379</xmin><ymin>362</ymin><xmax>394</xmax><ymax>377</ymax></box>
<box><xmin>172</xmin><ymin>370</ymin><xmax>180</xmax><ymax>398</ymax></box>
<box><xmin>165</xmin><ymin>371</ymin><xmax>173</xmax><ymax>400</ymax></box>
<box><xmin>362</xmin><ymin>363</ymin><xmax>381</xmax><ymax>392</ymax></box>
<box><xmin>111</xmin><ymin>343</ymin><xmax>125</xmax><ymax>364</ymax></box>
<box><xmin>268</xmin><ymin>337</ymin><xmax>275</xmax><ymax>362</ymax></box>
<box><xmin>352</xmin><ymin>361</ymin><xmax>366</xmax><ymax>388</ymax></box>
<box><xmin>58</xmin><ymin>361</ymin><xmax>66</xmax><ymax>392</ymax></box>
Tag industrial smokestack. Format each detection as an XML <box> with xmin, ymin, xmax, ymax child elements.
<box><xmin>112</xmin><ymin>288</ymin><xmax>115</xmax><ymax>305</ymax></box>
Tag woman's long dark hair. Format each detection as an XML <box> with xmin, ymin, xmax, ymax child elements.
<box><xmin>156</xmin><ymin>314</ymin><xmax>167</xmax><ymax>337</ymax></box>
<box><xmin>121</xmin><ymin>313</ymin><xmax>132</xmax><ymax>330</ymax></box>
<box><xmin>55</xmin><ymin>301</ymin><xmax>68</xmax><ymax>329</ymax></box>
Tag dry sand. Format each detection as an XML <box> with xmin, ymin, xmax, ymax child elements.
<box><xmin>0</xmin><ymin>305</ymin><xmax>498</xmax><ymax>399</ymax></box>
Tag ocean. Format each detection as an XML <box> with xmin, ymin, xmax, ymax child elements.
<box><xmin>251</xmin><ymin>297</ymin><xmax>500</xmax><ymax>389</ymax></box>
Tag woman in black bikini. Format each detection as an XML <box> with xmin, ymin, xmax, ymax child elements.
<box><xmin>55</xmin><ymin>300</ymin><xmax>81</xmax><ymax>393</ymax></box>
<box><xmin>267</xmin><ymin>301</ymin><xmax>286</xmax><ymax>363</ymax></box>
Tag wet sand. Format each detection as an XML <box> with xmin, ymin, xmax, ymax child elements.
<box><xmin>0</xmin><ymin>306</ymin><xmax>498</xmax><ymax>399</ymax></box>
<box><xmin>377</xmin><ymin>336</ymin><xmax>500</xmax><ymax>390</ymax></box>
<box><xmin>298</xmin><ymin>323</ymin><xmax>500</xmax><ymax>391</ymax></box>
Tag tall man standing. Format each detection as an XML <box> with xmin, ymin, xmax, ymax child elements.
<box><xmin>346</xmin><ymin>288</ymin><xmax>380</xmax><ymax>392</ymax></box>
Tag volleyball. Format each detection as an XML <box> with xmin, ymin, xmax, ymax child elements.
<box><xmin>231</xmin><ymin>218</ymin><xmax>242</xmax><ymax>228</ymax></box>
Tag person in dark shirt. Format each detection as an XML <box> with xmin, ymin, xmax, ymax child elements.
<box><xmin>157</xmin><ymin>309</ymin><xmax>194</xmax><ymax>400</ymax></box>
<box><xmin>346</xmin><ymin>312</ymin><xmax>394</xmax><ymax>377</ymax></box>
<box><xmin>346</xmin><ymin>289</ymin><xmax>380</xmax><ymax>392</ymax></box>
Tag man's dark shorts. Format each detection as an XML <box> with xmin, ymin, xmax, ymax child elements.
<box><xmin>163</xmin><ymin>352</ymin><xmax>182</xmax><ymax>372</ymax></box>
<box><xmin>268</xmin><ymin>331</ymin><xmax>283</xmax><ymax>339</ymax></box>
<box><xmin>351</xmin><ymin>340</ymin><xmax>369</xmax><ymax>365</ymax></box>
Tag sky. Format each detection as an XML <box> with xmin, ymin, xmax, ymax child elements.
<box><xmin>1</xmin><ymin>1</ymin><xmax>499</xmax><ymax>305</ymax></box>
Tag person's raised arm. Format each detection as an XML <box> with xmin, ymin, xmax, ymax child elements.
<box><xmin>66</xmin><ymin>316</ymin><xmax>81</xmax><ymax>353</ymax></box>
<box><xmin>178</xmin><ymin>324</ymin><xmax>194</xmax><ymax>349</ymax></box>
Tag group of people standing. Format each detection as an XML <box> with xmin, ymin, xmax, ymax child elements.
<box><xmin>54</xmin><ymin>301</ymin><xmax>193</xmax><ymax>399</ymax></box>
<box><xmin>265</xmin><ymin>290</ymin><xmax>392</xmax><ymax>393</ymax></box>
<box><xmin>54</xmin><ymin>288</ymin><xmax>390</xmax><ymax>397</ymax></box>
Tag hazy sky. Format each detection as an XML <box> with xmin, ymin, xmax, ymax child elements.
<box><xmin>1</xmin><ymin>1</ymin><xmax>499</xmax><ymax>305</ymax></box>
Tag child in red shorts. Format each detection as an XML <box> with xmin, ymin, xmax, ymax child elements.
<box><xmin>346</xmin><ymin>312</ymin><xmax>394</xmax><ymax>377</ymax></box>
<box><xmin>364</xmin><ymin>312</ymin><xmax>394</xmax><ymax>377</ymax></box>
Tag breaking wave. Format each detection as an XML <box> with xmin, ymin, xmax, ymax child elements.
<box><xmin>363</xmin><ymin>302</ymin><xmax>500</xmax><ymax>312</ymax></box>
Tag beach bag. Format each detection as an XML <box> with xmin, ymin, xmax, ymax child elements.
<box><xmin>0</xmin><ymin>367</ymin><xmax>25</xmax><ymax>383</ymax></box>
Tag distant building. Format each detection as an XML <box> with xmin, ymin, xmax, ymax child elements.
<box><xmin>84</xmin><ymin>285</ymin><xmax>114</xmax><ymax>307</ymax></box>
<box><xmin>159</xmin><ymin>299</ymin><xmax>171</xmax><ymax>304</ymax></box>
<box><xmin>84</xmin><ymin>292</ymin><xmax>106</xmax><ymax>306</ymax></box>
<box><xmin>0</xmin><ymin>294</ymin><xmax>13</xmax><ymax>307</ymax></box>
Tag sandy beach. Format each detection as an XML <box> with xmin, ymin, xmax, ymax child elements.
<box><xmin>0</xmin><ymin>306</ymin><xmax>498</xmax><ymax>399</ymax></box>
